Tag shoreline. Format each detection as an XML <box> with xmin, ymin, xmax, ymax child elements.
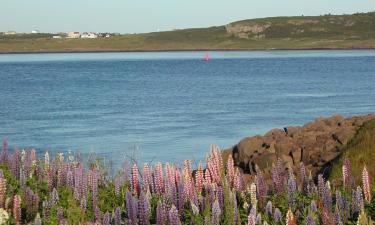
<box><xmin>1</xmin><ymin>47</ymin><xmax>375</xmax><ymax>54</ymax></box>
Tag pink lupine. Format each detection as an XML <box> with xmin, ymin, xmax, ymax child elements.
<box><xmin>195</xmin><ymin>163</ymin><xmax>204</xmax><ymax>193</ymax></box>
<box><xmin>233</xmin><ymin>167</ymin><xmax>241</xmax><ymax>190</ymax></box>
<box><xmin>154</xmin><ymin>162</ymin><xmax>164</xmax><ymax>195</ymax></box>
<box><xmin>204</xmin><ymin>169</ymin><xmax>211</xmax><ymax>187</ymax></box>
<box><xmin>183</xmin><ymin>160</ymin><xmax>192</xmax><ymax>176</ymax></box>
<box><xmin>143</xmin><ymin>163</ymin><xmax>152</xmax><ymax>191</ymax></box>
<box><xmin>226</xmin><ymin>154</ymin><xmax>235</xmax><ymax>186</ymax></box>
<box><xmin>165</xmin><ymin>163</ymin><xmax>175</xmax><ymax>185</ymax></box>
<box><xmin>183</xmin><ymin>173</ymin><xmax>193</xmax><ymax>201</ymax></box>
<box><xmin>114</xmin><ymin>176</ymin><xmax>121</xmax><ymax>196</ymax></box>
<box><xmin>342</xmin><ymin>158</ymin><xmax>350</xmax><ymax>188</ymax></box>
<box><xmin>132</xmin><ymin>163</ymin><xmax>140</xmax><ymax>196</ymax></box>
<box><xmin>0</xmin><ymin>177</ymin><xmax>6</xmax><ymax>208</ymax></box>
<box><xmin>13</xmin><ymin>194</ymin><xmax>22</xmax><ymax>225</ymax></box>
<box><xmin>362</xmin><ymin>165</ymin><xmax>371</xmax><ymax>203</ymax></box>
<box><xmin>174</xmin><ymin>167</ymin><xmax>181</xmax><ymax>186</ymax></box>
<box><xmin>247</xmin><ymin>213</ymin><xmax>256</xmax><ymax>225</ymax></box>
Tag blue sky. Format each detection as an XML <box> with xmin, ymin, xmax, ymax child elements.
<box><xmin>1</xmin><ymin>0</ymin><xmax>374</xmax><ymax>33</ymax></box>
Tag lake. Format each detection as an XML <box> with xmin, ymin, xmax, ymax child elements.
<box><xmin>0</xmin><ymin>50</ymin><xmax>375</xmax><ymax>166</ymax></box>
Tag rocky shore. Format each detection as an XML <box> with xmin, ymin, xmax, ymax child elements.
<box><xmin>222</xmin><ymin>114</ymin><xmax>375</xmax><ymax>181</ymax></box>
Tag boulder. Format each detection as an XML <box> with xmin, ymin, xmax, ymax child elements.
<box><xmin>223</xmin><ymin>114</ymin><xmax>374</xmax><ymax>183</ymax></box>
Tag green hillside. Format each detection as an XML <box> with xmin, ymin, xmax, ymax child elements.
<box><xmin>1</xmin><ymin>12</ymin><xmax>375</xmax><ymax>53</ymax></box>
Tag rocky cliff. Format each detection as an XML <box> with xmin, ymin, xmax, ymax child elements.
<box><xmin>222</xmin><ymin>114</ymin><xmax>375</xmax><ymax>181</ymax></box>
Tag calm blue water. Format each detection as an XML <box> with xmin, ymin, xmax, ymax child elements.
<box><xmin>0</xmin><ymin>50</ymin><xmax>375</xmax><ymax>166</ymax></box>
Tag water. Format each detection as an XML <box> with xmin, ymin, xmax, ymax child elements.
<box><xmin>1</xmin><ymin>50</ymin><xmax>375</xmax><ymax>166</ymax></box>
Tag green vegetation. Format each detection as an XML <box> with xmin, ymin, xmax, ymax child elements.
<box><xmin>330</xmin><ymin>119</ymin><xmax>375</xmax><ymax>185</ymax></box>
<box><xmin>1</xmin><ymin>12</ymin><xmax>375</xmax><ymax>53</ymax></box>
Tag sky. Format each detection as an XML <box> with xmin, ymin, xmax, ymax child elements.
<box><xmin>1</xmin><ymin>0</ymin><xmax>375</xmax><ymax>33</ymax></box>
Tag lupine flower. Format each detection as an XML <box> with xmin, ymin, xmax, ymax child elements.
<box><xmin>342</xmin><ymin>158</ymin><xmax>350</xmax><ymax>188</ymax></box>
<box><xmin>156</xmin><ymin>201</ymin><xmax>167</xmax><ymax>225</ymax></box>
<box><xmin>138</xmin><ymin>191</ymin><xmax>150</xmax><ymax>225</ymax></box>
<box><xmin>250</xmin><ymin>182</ymin><xmax>257</xmax><ymax>208</ymax></box>
<box><xmin>247</xmin><ymin>213</ymin><xmax>256</xmax><ymax>225</ymax></box>
<box><xmin>323</xmin><ymin>181</ymin><xmax>332</xmax><ymax>210</ymax></box>
<box><xmin>34</xmin><ymin>213</ymin><xmax>42</xmax><ymax>225</ymax></box>
<box><xmin>204</xmin><ymin>169</ymin><xmax>211</xmax><ymax>187</ymax></box>
<box><xmin>91</xmin><ymin>168</ymin><xmax>98</xmax><ymax>207</ymax></box>
<box><xmin>191</xmin><ymin>202</ymin><xmax>200</xmax><ymax>215</ymax></box>
<box><xmin>195</xmin><ymin>163</ymin><xmax>204</xmax><ymax>193</ymax></box>
<box><xmin>256</xmin><ymin>213</ymin><xmax>262</xmax><ymax>224</ymax></box>
<box><xmin>154</xmin><ymin>162</ymin><xmax>164</xmax><ymax>195</ymax></box>
<box><xmin>227</xmin><ymin>154</ymin><xmax>235</xmax><ymax>186</ymax></box>
<box><xmin>275</xmin><ymin>208</ymin><xmax>282</xmax><ymax>222</ymax></box>
<box><xmin>94</xmin><ymin>206</ymin><xmax>101</xmax><ymax>223</ymax></box>
<box><xmin>300</xmin><ymin>162</ymin><xmax>307</xmax><ymax>193</ymax></box>
<box><xmin>287</xmin><ymin>171</ymin><xmax>297</xmax><ymax>208</ymax></box>
<box><xmin>114</xmin><ymin>207</ymin><xmax>121</xmax><ymax>225</ymax></box>
<box><xmin>233</xmin><ymin>168</ymin><xmax>241</xmax><ymax>190</ymax></box>
<box><xmin>255</xmin><ymin>165</ymin><xmax>268</xmax><ymax>202</ymax></box>
<box><xmin>321</xmin><ymin>208</ymin><xmax>332</xmax><ymax>225</ymax></box>
<box><xmin>126</xmin><ymin>191</ymin><xmax>138</xmax><ymax>225</ymax></box>
<box><xmin>103</xmin><ymin>211</ymin><xmax>110</xmax><ymax>225</ymax></box>
<box><xmin>0</xmin><ymin>208</ymin><xmax>9</xmax><ymax>224</ymax></box>
<box><xmin>362</xmin><ymin>165</ymin><xmax>371</xmax><ymax>203</ymax></box>
<box><xmin>183</xmin><ymin>160</ymin><xmax>191</xmax><ymax>176</ymax></box>
<box><xmin>13</xmin><ymin>194</ymin><xmax>21</xmax><ymax>225</ymax></box>
<box><xmin>123</xmin><ymin>159</ymin><xmax>129</xmax><ymax>182</ymax></box>
<box><xmin>80</xmin><ymin>196</ymin><xmax>87</xmax><ymax>210</ymax></box>
<box><xmin>51</xmin><ymin>188</ymin><xmax>59</xmax><ymax>204</ymax></box>
<box><xmin>0</xmin><ymin>177</ymin><xmax>6</xmax><ymax>208</ymax></box>
<box><xmin>356</xmin><ymin>186</ymin><xmax>364</xmax><ymax>212</ymax></box>
<box><xmin>272</xmin><ymin>158</ymin><xmax>284</xmax><ymax>194</ymax></box>
<box><xmin>132</xmin><ymin>163</ymin><xmax>140</xmax><ymax>196</ymax></box>
<box><xmin>305</xmin><ymin>214</ymin><xmax>316</xmax><ymax>225</ymax></box>
<box><xmin>310</xmin><ymin>200</ymin><xmax>317</xmax><ymax>213</ymax></box>
<box><xmin>286</xmin><ymin>208</ymin><xmax>296</xmax><ymax>225</ymax></box>
<box><xmin>114</xmin><ymin>176</ymin><xmax>121</xmax><ymax>196</ymax></box>
<box><xmin>333</xmin><ymin>206</ymin><xmax>342</xmax><ymax>225</ymax></box>
<box><xmin>212</xmin><ymin>199</ymin><xmax>221</xmax><ymax>225</ymax></box>
<box><xmin>143</xmin><ymin>163</ymin><xmax>152</xmax><ymax>191</ymax></box>
<box><xmin>265</xmin><ymin>201</ymin><xmax>273</xmax><ymax>217</ymax></box>
<box><xmin>168</xmin><ymin>205</ymin><xmax>181</xmax><ymax>225</ymax></box>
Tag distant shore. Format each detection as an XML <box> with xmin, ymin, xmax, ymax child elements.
<box><xmin>1</xmin><ymin>47</ymin><xmax>375</xmax><ymax>54</ymax></box>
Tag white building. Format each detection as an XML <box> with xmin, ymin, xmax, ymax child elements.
<box><xmin>31</xmin><ymin>30</ymin><xmax>39</xmax><ymax>34</ymax></box>
<box><xmin>52</xmin><ymin>35</ymin><xmax>62</xmax><ymax>39</ymax></box>
<box><xmin>81</xmin><ymin>32</ymin><xmax>98</xmax><ymax>39</ymax></box>
<box><xmin>67</xmin><ymin>32</ymin><xmax>81</xmax><ymax>39</ymax></box>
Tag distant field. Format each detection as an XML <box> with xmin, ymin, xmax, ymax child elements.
<box><xmin>1</xmin><ymin>12</ymin><xmax>375</xmax><ymax>53</ymax></box>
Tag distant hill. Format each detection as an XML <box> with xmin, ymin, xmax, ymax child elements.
<box><xmin>1</xmin><ymin>12</ymin><xmax>375</xmax><ymax>53</ymax></box>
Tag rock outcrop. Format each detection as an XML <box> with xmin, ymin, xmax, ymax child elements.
<box><xmin>222</xmin><ymin>114</ymin><xmax>375</xmax><ymax>181</ymax></box>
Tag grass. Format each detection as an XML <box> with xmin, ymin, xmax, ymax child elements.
<box><xmin>330</xmin><ymin>119</ymin><xmax>375</xmax><ymax>186</ymax></box>
<box><xmin>1</xmin><ymin>12</ymin><xmax>375</xmax><ymax>53</ymax></box>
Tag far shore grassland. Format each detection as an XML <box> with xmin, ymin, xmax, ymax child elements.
<box><xmin>1</xmin><ymin>12</ymin><xmax>375</xmax><ymax>53</ymax></box>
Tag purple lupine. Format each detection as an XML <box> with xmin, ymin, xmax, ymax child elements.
<box><xmin>318</xmin><ymin>174</ymin><xmax>325</xmax><ymax>199</ymax></box>
<box><xmin>305</xmin><ymin>214</ymin><xmax>316</xmax><ymax>225</ymax></box>
<box><xmin>94</xmin><ymin>206</ymin><xmax>101</xmax><ymax>223</ymax></box>
<box><xmin>333</xmin><ymin>207</ymin><xmax>342</xmax><ymax>225</ymax></box>
<box><xmin>168</xmin><ymin>205</ymin><xmax>182</xmax><ymax>225</ymax></box>
<box><xmin>272</xmin><ymin>158</ymin><xmax>284</xmax><ymax>194</ymax></box>
<box><xmin>256</xmin><ymin>213</ymin><xmax>262</xmax><ymax>224</ymax></box>
<box><xmin>265</xmin><ymin>201</ymin><xmax>273</xmax><ymax>217</ymax></box>
<box><xmin>255</xmin><ymin>165</ymin><xmax>268</xmax><ymax>203</ymax></box>
<box><xmin>91</xmin><ymin>168</ymin><xmax>98</xmax><ymax>208</ymax></box>
<box><xmin>138</xmin><ymin>191</ymin><xmax>150</xmax><ymax>225</ymax></box>
<box><xmin>103</xmin><ymin>211</ymin><xmax>110</xmax><ymax>225</ymax></box>
<box><xmin>212</xmin><ymin>199</ymin><xmax>221</xmax><ymax>225</ymax></box>
<box><xmin>156</xmin><ymin>201</ymin><xmax>167</xmax><ymax>225</ymax></box>
<box><xmin>310</xmin><ymin>200</ymin><xmax>317</xmax><ymax>213</ymax></box>
<box><xmin>300</xmin><ymin>162</ymin><xmax>307</xmax><ymax>193</ymax></box>
<box><xmin>51</xmin><ymin>188</ymin><xmax>59</xmax><ymax>205</ymax></box>
<box><xmin>217</xmin><ymin>186</ymin><xmax>224</xmax><ymax>209</ymax></box>
<box><xmin>323</xmin><ymin>182</ymin><xmax>332</xmax><ymax>210</ymax></box>
<box><xmin>287</xmin><ymin>171</ymin><xmax>297</xmax><ymax>208</ymax></box>
<box><xmin>356</xmin><ymin>186</ymin><xmax>364</xmax><ymax>211</ymax></box>
<box><xmin>114</xmin><ymin>207</ymin><xmax>121</xmax><ymax>225</ymax></box>
<box><xmin>114</xmin><ymin>176</ymin><xmax>121</xmax><ymax>196</ymax></box>
<box><xmin>126</xmin><ymin>190</ymin><xmax>138</xmax><ymax>225</ymax></box>
<box><xmin>274</xmin><ymin>208</ymin><xmax>282</xmax><ymax>222</ymax></box>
